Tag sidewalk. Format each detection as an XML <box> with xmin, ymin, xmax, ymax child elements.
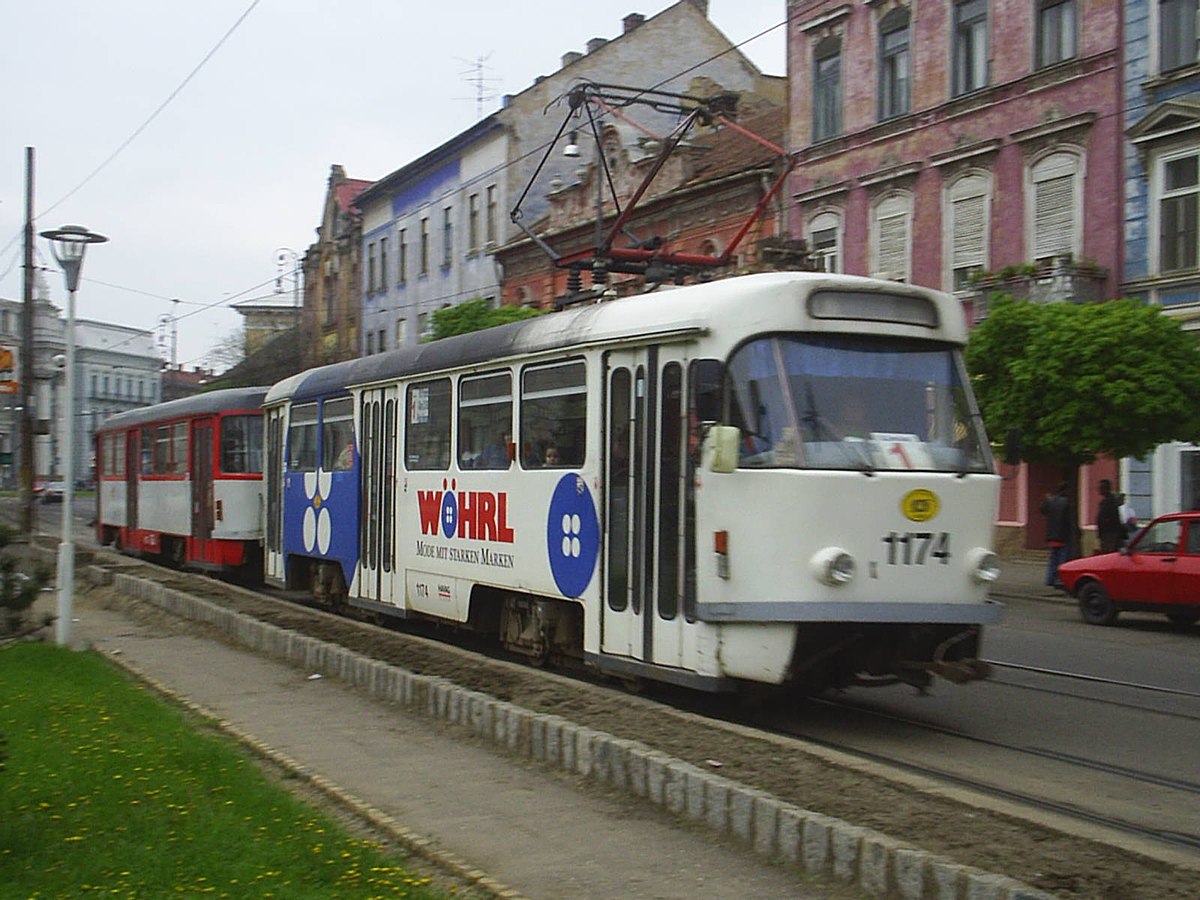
<box><xmin>989</xmin><ymin>552</ymin><xmax>1078</xmax><ymax>605</ymax></box>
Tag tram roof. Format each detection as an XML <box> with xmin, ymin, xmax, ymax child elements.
<box><xmin>95</xmin><ymin>386</ymin><xmax>270</xmax><ymax>433</ymax></box>
<box><xmin>265</xmin><ymin>272</ymin><xmax>964</xmax><ymax>406</ymax></box>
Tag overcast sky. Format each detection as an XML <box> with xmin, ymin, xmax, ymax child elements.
<box><xmin>0</xmin><ymin>1</ymin><xmax>785</xmax><ymax>373</ymax></box>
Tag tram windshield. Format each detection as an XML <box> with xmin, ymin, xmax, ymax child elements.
<box><xmin>726</xmin><ymin>333</ymin><xmax>992</xmax><ymax>473</ymax></box>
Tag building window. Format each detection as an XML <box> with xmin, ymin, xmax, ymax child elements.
<box><xmin>1029</xmin><ymin>151</ymin><xmax>1081</xmax><ymax>263</ymax></box>
<box><xmin>418</xmin><ymin>311</ymin><xmax>432</xmax><ymax>340</ymax></box>
<box><xmin>1037</xmin><ymin>0</ymin><xmax>1077</xmax><ymax>68</ymax></box>
<box><xmin>379</xmin><ymin>237</ymin><xmax>388</xmax><ymax>287</ymax></box>
<box><xmin>871</xmin><ymin>194</ymin><xmax>912</xmax><ymax>282</ymax></box>
<box><xmin>1161</xmin><ymin>0</ymin><xmax>1200</xmax><ymax>72</ymax></box>
<box><xmin>1159</xmin><ymin>150</ymin><xmax>1200</xmax><ymax>272</ymax></box>
<box><xmin>485</xmin><ymin>185</ymin><xmax>497</xmax><ymax>245</ymax></box>
<box><xmin>366</xmin><ymin>331</ymin><xmax>375</xmax><ymax>355</ymax></box>
<box><xmin>813</xmin><ymin>36</ymin><xmax>842</xmax><ymax>142</ymax></box>
<box><xmin>419</xmin><ymin>218</ymin><xmax>429</xmax><ymax>275</ymax></box>
<box><xmin>808</xmin><ymin>211</ymin><xmax>841</xmax><ymax>273</ymax></box>
<box><xmin>398</xmin><ymin>229</ymin><xmax>407</xmax><ymax>284</ymax></box>
<box><xmin>947</xmin><ymin>173</ymin><xmax>990</xmax><ymax>290</ymax></box>
<box><xmin>442</xmin><ymin>207</ymin><xmax>453</xmax><ymax>268</ymax></box>
<box><xmin>367</xmin><ymin>241</ymin><xmax>377</xmax><ymax>291</ymax></box>
<box><xmin>395</xmin><ymin>317</ymin><xmax>407</xmax><ymax>347</ymax></box>
<box><xmin>468</xmin><ymin>193</ymin><xmax>479</xmax><ymax>253</ymax></box>
<box><xmin>879</xmin><ymin>9</ymin><xmax>910</xmax><ymax>120</ymax></box>
<box><xmin>953</xmin><ymin>0</ymin><xmax>988</xmax><ymax>96</ymax></box>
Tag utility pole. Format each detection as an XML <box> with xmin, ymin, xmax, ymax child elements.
<box><xmin>20</xmin><ymin>148</ymin><xmax>35</xmax><ymax>535</ymax></box>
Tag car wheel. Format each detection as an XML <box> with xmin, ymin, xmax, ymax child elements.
<box><xmin>1166</xmin><ymin>612</ymin><xmax>1200</xmax><ymax>628</ymax></box>
<box><xmin>1078</xmin><ymin>581</ymin><xmax>1118</xmax><ymax>626</ymax></box>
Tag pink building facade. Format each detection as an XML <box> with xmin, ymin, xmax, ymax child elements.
<box><xmin>786</xmin><ymin>0</ymin><xmax>1124</xmax><ymax>552</ymax></box>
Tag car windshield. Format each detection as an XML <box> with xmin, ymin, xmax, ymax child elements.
<box><xmin>1132</xmin><ymin>518</ymin><xmax>1183</xmax><ymax>554</ymax></box>
<box><xmin>726</xmin><ymin>333</ymin><xmax>993</xmax><ymax>473</ymax></box>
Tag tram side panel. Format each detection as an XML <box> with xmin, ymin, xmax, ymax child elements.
<box><xmin>277</xmin><ymin>396</ymin><xmax>360</xmax><ymax>599</ymax></box>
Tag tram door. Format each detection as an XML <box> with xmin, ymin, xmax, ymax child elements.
<box><xmin>601</xmin><ymin>346</ymin><xmax>689</xmax><ymax>670</ymax></box>
<box><xmin>124</xmin><ymin>430</ymin><xmax>140</xmax><ymax>535</ymax></box>
<box><xmin>191</xmin><ymin>420</ymin><xmax>214</xmax><ymax>552</ymax></box>
<box><xmin>357</xmin><ymin>387</ymin><xmax>399</xmax><ymax>605</ymax></box>
<box><xmin>264</xmin><ymin>406</ymin><xmax>286</xmax><ymax>584</ymax></box>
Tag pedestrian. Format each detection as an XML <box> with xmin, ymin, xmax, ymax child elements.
<box><xmin>1096</xmin><ymin>479</ymin><xmax>1124</xmax><ymax>553</ymax></box>
<box><xmin>1040</xmin><ymin>481</ymin><xmax>1071</xmax><ymax>589</ymax></box>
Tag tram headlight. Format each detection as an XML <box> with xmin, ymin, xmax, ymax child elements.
<box><xmin>967</xmin><ymin>548</ymin><xmax>1001</xmax><ymax>583</ymax></box>
<box><xmin>810</xmin><ymin>547</ymin><xmax>856</xmax><ymax>586</ymax></box>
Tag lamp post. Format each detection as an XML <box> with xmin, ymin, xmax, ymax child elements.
<box><xmin>40</xmin><ymin>224</ymin><xmax>107</xmax><ymax>646</ymax></box>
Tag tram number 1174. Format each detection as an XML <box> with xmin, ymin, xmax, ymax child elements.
<box><xmin>881</xmin><ymin>531</ymin><xmax>951</xmax><ymax>566</ymax></box>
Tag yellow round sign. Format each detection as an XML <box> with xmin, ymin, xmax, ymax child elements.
<box><xmin>901</xmin><ymin>489</ymin><xmax>939</xmax><ymax>522</ymax></box>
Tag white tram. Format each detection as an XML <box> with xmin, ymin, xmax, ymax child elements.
<box><xmin>95</xmin><ymin>387</ymin><xmax>267</xmax><ymax>577</ymax></box>
<box><xmin>266</xmin><ymin>272</ymin><xmax>1002</xmax><ymax>692</ymax></box>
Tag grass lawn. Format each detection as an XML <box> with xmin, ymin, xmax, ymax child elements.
<box><xmin>0</xmin><ymin>643</ymin><xmax>449</xmax><ymax>898</ymax></box>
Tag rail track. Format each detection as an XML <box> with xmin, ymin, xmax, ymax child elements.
<box><xmin>761</xmin><ymin>659</ymin><xmax>1200</xmax><ymax>856</ymax></box>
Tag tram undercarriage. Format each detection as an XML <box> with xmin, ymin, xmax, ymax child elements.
<box><xmin>788</xmin><ymin>622</ymin><xmax>990</xmax><ymax>693</ymax></box>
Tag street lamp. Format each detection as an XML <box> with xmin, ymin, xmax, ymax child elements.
<box><xmin>39</xmin><ymin>224</ymin><xmax>107</xmax><ymax>647</ymax></box>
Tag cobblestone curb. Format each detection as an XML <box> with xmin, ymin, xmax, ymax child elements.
<box><xmin>103</xmin><ymin>568</ymin><xmax>1056</xmax><ymax>900</ymax></box>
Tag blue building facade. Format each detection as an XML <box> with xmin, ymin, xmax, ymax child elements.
<box><xmin>1123</xmin><ymin>0</ymin><xmax>1200</xmax><ymax>515</ymax></box>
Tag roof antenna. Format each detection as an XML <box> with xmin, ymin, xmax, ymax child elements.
<box><xmin>457</xmin><ymin>53</ymin><xmax>499</xmax><ymax>118</ymax></box>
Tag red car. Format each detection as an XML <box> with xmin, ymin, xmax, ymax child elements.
<box><xmin>1058</xmin><ymin>511</ymin><xmax>1200</xmax><ymax>627</ymax></box>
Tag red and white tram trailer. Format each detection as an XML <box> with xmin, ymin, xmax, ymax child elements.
<box><xmin>95</xmin><ymin>387</ymin><xmax>267</xmax><ymax>578</ymax></box>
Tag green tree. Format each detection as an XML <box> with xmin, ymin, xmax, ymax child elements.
<box><xmin>967</xmin><ymin>297</ymin><xmax>1200</xmax><ymax>463</ymax></box>
<box><xmin>429</xmin><ymin>297</ymin><xmax>542</xmax><ymax>340</ymax></box>
<box><xmin>967</xmin><ymin>296</ymin><xmax>1200</xmax><ymax>546</ymax></box>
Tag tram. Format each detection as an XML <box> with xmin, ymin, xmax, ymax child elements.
<box><xmin>95</xmin><ymin>387</ymin><xmax>267</xmax><ymax>578</ymax></box>
<box><xmin>265</xmin><ymin>272</ymin><xmax>1002</xmax><ymax>693</ymax></box>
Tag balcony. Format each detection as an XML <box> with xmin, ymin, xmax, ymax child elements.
<box><xmin>965</xmin><ymin>255</ymin><xmax>1108</xmax><ymax>324</ymax></box>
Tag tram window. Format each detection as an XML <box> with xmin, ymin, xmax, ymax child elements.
<box><xmin>152</xmin><ymin>423</ymin><xmax>187</xmax><ymax>475</ymax></box>
<box><xmin>101</xmin><ymin>434</ymin><xmax>125</xmax><ymax>477</ymax></box>
<box><xmin>690</xmin><ymin>359</ymin><xmax>724</xmax><ymax>424</ymax></box>
<box><xmin>607</xmin><ymin>367</ymin><xmax>631</xmax><ymax>612</ymax></box>
<box><xmin>321</xmin><ymin>397</ymin><xmax>355</xmax><ymax>471</ymax></box>
<box><xmin>406</xmin><ymin>378</ymin><xmax>451</xmax><ymax>470</ymax></box>
<box><xmin>726</xmin><ymin>334</ymin><xmax>991</xmax><ymax>473</ymax></box>
<box><xmin>140</xmin><ymin>430</ymin><xmax>154</xmax><ymax>474</ymax></box>
<box><xmin>658</xmin><ymin>362</ymin><xmax>683</xmax><ymax>620</ymax></box>
<box><xmin>220</xmin><ymin>415</ymin><xmax>264</xmax><ymax>474</ymax></box>
<box><xmin>288</xmin><ymin>403</ymin><xmax>319</xmax><ymax>470</ymax></box>
<box><xmin>459</xmin><ymin>372</ymin><xmax>512</xmax><ymax>469</ymax></box>
<box><xmin>520</xmin><ymin>360</ymin><xmax>586</xmax><ymax>468</ymax></box>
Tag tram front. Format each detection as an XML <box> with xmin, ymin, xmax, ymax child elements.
<box><xmin>697</xmin><ymin>298</ymin><xmax>1002</xmax><ymax>693</ymax></box>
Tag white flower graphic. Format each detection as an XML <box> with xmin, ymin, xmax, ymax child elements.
<box><xmin>302</xmin><ymin>468</ymin><xmax>333</xmax><ymax>555</ymax></box>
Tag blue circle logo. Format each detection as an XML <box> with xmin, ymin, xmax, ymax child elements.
<box><xmin>441</xmin><ymin>478</ymin><xmax>459</xmax><ymax>538</ymax></box>
<box><xmin>546</xmin><ymin>474</ymin><xmax>599</xmax><ymax>598</ymax></box>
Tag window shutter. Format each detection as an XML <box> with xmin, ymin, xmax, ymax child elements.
<box><xmin>952</xmin><ymin>194</ymin><xmax>986</xmax><ymax>268</ymax></box>
<box><xmin>1034</xmin><ymin>174</ymin><xmax>1074</xmax><ymax>258</ymax></box>
<box><xmin>875</xmin><ymin>213</ymin><xmax>908</xmax><ymax>280</ymax></box>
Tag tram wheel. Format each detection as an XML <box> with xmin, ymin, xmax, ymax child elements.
<box><xmin>1078</xmin><ymin>582</ymin><xmax>1117</xmax><ymax>626</ymax></box>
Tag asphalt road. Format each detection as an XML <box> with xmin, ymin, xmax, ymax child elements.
<box><xmin>761</xmin><ymin>594</ymin><xmax>1200</xmax><ymax>865</ymax></box>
